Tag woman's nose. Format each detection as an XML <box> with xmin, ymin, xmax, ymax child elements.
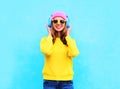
<box><xmin>57</xmin><ymin>21</ymin><xmax>61</xmax><ymax>24</ymax></box>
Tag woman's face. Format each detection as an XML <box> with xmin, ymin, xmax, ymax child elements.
<box><xmin>52</xmin><ymin>17</ymin><xmax>66</xmax><ymax>32</ymax></box>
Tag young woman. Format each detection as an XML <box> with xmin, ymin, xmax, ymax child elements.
<box><xmin>40</xmin><ymin>11</ymin><xmax>80</xmax><ymax>89</ymax></box>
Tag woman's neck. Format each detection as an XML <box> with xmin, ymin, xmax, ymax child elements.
<box><xmin>56</xmin><ymin>32</ymin><xmax>61</xmax><ymax>38</ymax></box>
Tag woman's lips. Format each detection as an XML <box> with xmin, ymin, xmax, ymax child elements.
<box><xmin>56</xmin><ymin>26</ymin><xmax>61</xmax><ymax>29</ymax></box>
<box><xmin>55</xmin><ymin>25</ymin><xmax>62</xmax><ymax>29</ymax></box>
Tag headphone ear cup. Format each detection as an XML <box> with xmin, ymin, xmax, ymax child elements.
<box><xmin>66</xmin><ymin>18</ymin><xmax>70</xmax><ymax>28</ymax></box>
<box><xmin>48</xmin><ymin>18</ymin><xmax>51</xmax><ymax>28</ymax></box>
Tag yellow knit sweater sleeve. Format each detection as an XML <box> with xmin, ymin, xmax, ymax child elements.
<box><xmin>66</xmin><ymin>36</ymin><xmax>80</xmax><ymax>57</ymax></box>
<box><xmin>40</xmin><ymin>35</ymin><xmax>53</xmax><ymax>56</ymax></box>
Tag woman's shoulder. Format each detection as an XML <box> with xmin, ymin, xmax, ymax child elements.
<box><xmin>41</xmin><ymin>35</ymin><xmax>52</xmax><ymax>41</ymax></box>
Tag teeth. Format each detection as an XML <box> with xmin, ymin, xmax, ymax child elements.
<box><xmin>56</xmin><ymin>26</ymin><xmax>61</xmax><ymax>29</ymax></box>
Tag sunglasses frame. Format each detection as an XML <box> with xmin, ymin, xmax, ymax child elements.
<box><xmin>52</xmin><ymin>19</ymin><xmax>66</xmax><ymax>24</ymax></box>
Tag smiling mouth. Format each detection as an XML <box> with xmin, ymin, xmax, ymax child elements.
<box><xmin>56</xmin><ymin>26</ymin><xmax>62</xmax><ymax>29</ymax></box>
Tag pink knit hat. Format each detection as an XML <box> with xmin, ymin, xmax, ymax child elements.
<box><xmin>50</xmin><ymin>11</ymin><xmax>68</xmax><ymax>20</ymax></box>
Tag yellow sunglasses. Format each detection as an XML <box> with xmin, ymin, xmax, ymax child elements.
<box><xmin>52</xmin><ymin>19</ymin><xmax>66</xmax><ymax>24</ymax></box>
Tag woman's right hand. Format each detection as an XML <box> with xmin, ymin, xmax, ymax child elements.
<box><xmin>46</xmin><ymin>24</ymin><xmax>52</xmax><ymax>36</ymax></box>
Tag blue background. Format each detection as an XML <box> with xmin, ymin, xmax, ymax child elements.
<box><xmin>0</xmin><ymin>0</ymin><xmax>120</xmax><ymax>89</ymax></box>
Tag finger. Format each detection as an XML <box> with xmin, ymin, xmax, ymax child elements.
<box><xmin>69</xmin><ymin>24</ymin><xmax>72</xmax><ymax>30</ymax></box>
<box><xmin>46</xmin><ymin>23</ymin><xmax>49</xmax><ymax>29</ymax></box>
<box><xmin>46</xmin><ymin>24</ymin><xmax>50</xmax><ymax>31</ymax></box>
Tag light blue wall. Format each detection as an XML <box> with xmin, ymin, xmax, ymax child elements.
<box><xmin>0</xmin><ymin>0</ymin><xmax>120</xmax><ymax>89</ymax></box>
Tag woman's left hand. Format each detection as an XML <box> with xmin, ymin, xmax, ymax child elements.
<box><xmin>67</xmin><ymin>25</ymin><xmax>72</xmax><ymax>36</ymax></box>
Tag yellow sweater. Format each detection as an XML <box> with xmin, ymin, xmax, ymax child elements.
<box><xmin>40</xmin><ymin>35</ymin><xmax>79</xmax><ymax>80</ymax></box>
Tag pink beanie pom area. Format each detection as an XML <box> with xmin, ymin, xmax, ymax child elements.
<box><xmin>50</xmin><ymin>11</ymin><xmax>68</xmax><ymax>20</ymax></box>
